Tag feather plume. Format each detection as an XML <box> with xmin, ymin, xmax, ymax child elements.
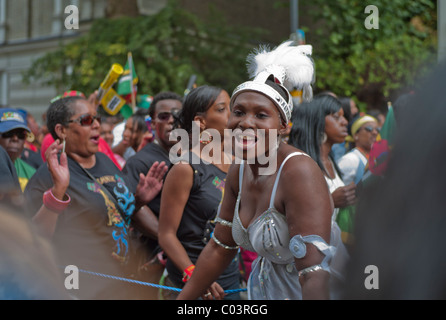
<box><xmin>246</xmin><ymin>41</ymin><xmax>315</xmax><ymax>100</ymax></box>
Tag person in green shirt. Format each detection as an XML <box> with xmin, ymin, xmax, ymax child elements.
<box><xmin>0</xmin><ymin>108</ymin><xmax>36</xmax><ymax>191</ymax></box>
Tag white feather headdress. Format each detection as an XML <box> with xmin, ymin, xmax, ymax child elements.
<box><xmin>231</xmin><ymin>40</ymin><xmax>315</xmax><ymax>122</ymax></box>
<box><xmin>246</xmin><ymin>40</ymin><xmax>315</xmax><ymax>101</ymax></box>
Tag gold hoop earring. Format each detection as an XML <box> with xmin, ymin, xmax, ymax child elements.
<box><xmin>26</xmin><ymin>132</ymin><xmax>35</xmax><ymax>143</ymax></box>
<box><xmin>200</xmin><ymin>130</ymin><xmax>213</xmax><ymax>145</ymax></box>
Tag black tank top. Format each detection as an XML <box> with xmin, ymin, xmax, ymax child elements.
<box><xmin>165</xmin><ymin>152</ymin><xmax>239</xmax><ymax>289</ymax></box>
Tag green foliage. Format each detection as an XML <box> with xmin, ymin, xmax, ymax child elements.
<box><xmin>303</xmin><ymin>0</ymin><xmax>437</xmax><ymax>105</ymax></box>
<box><xmin>23</xmin><ymin>0</ymin><xmax>264</xmax><ymax>97</ymax></box>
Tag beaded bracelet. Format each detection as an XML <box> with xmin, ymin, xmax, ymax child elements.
<box><xmin>182</xmin><ymin>264</ymin><xmax>195</xmax><ymax>283</ymax></box>
<box><xmin>43</xmin><ymin>189</ymin><xmax>71</xmax><ymax>214</ymax></box>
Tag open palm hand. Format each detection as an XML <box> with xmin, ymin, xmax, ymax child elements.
<box><xmin>135</xmin><ymin>161</ymin><xmax>168</xmax><ymax>205</ymax></box>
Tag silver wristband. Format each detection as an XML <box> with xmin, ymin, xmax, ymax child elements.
<box><xmin>298</xmin><ymin>264</ymin><xmax>327</xmax><ymax>278</ymax></box>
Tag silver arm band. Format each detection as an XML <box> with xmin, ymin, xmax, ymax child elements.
<box><xmin>212</xmin><ymin>233</ymin><xmax>239</xmax><ymax>250</ymax></box>
<box><xmin>215</xmin><ymin>216</ymin><xmax>233</xmax><ymax>227</ymax></box>
<box><xmin>290</xmin><ymin>234</ymin><xmax>336</xmax><ymax>278</ymax></box>
<box><xmin>298</xmin><ymin>264</ymin><xmax>328</xmax><ymax>278</ymax></box>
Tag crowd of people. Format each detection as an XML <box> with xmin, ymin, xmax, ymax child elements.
<box><xmin>0</xmin><ymin>39</ymin><xmax>445</xmax><ymax>300</ymax></box>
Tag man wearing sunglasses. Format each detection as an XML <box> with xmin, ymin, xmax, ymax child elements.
<box><xmin>123</xmin><ymin>91</ymin><xmax>183</xmax><ymax>201</ymax></box>
<box><xmin>0</xmin><ymin>108</ymin><xmax>37</xmax><ymax>192</ymax></box>
<box><xmin>122</xmin><ymin>92</ymin><xmax>182</xmax><ymax>293</ymax></box>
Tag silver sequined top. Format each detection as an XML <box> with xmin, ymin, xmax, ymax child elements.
<box><xmin>231</xmin><ymin>152</ymin><xmax>348</xmax><ymax>299</ymax></box>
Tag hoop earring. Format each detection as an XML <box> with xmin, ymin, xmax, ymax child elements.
<box><xmin>322</xmin><ymin>133</ymin><xmax>327</xmax><ymax>144</ymax></box>
<box><xmin>200</xmin><ymin>130</ymin><xmax>213</xmax><ymax>145</ymax></box>
<box><xmin>26</xmin><ymin>132</ymin><xmax>35</xmax><ymax>143</ymax></box>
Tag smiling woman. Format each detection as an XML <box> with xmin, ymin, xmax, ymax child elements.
<box><xmin>178</xmin><ymin>41</ymin><xmax>348</xmax><ymax>300</ymax></box>
<box><xmin>24</xmin><ymin>96</ymin><xmax>168</xmax><ymax>299</ymax></box>
<box><xmin>158</xmin><ymin>85</ymin><xmax>241</xmax><ymax>300</ymax></box>
<box><xmin>229</xmin><ymin>91</ymin><xmax>284</xmax><ymax>175</ymax></box>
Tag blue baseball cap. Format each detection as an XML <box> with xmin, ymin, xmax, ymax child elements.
<box><xmin>0</xmin><ymin>108</ymin><xmax>30</xmax><ymax>134</ymax></box>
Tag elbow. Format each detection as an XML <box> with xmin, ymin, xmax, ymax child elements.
<box><xmin>157</xmin><ymin>229</ymin><xmax>172</xmax><ymax>251</ymax></box>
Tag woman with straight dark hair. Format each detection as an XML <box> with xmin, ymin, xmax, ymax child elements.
<box><xmin>331</xmin><ymin>96</ymin><xmax>358</xmax><ymax>161</ymax></box>
<box><xmin>289</xmin><ymin>95</ymin><xmax>356</xmax><ymax>218</ymax></box>
<box><xmin>158</xmin><ymin>85</ymin><xmax>241</xmax><ymax>299</ymax></box>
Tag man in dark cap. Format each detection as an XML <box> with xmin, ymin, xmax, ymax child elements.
<box><xmin>0</xmin><ymin>108</ymin><xmax>36</xmax><ymax>192</ymax></box>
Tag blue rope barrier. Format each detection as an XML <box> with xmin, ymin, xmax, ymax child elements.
<box><xmin>75</xmin><ymin>268</ymin><xmax>247</xmax><ymax>294</ymax></box>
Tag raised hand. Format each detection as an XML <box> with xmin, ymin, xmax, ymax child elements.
<box><xmin>135</xmin><ymin>161</ymin><xmax>168</xmax><ymax>205</ymax></box>
<box><xmin>45</xmin><ymin>139</ymin><xmax>70</xmax><ymax>200</ymax></box>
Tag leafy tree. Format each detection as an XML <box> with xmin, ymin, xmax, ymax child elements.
<box><xmin>300</xmin><ymin>0</ymin><xmax>437</xmax><ymax>111</ymax></box>
<box><xmin>23</xmin><ymin>0</ymin><xmax>264</xmax><ymax>99</ymax></box>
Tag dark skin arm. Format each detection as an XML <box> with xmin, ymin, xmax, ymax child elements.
<box><xmin>280</xmin><ymin>155</ymin><xmax>333</xmax><ymax>299</ymax></box>
<box><xmin>131</xmin><ymin>205</ymin><xmax>158</xmax><ymax>239</ymax></box>
<box><xmin>32</xmin><ymin>139</ymin><xmax>69</xmax><ymax>238</ymax></box>
<box><xmin>159</xmin><ymin>162</ymin><xmax>225</xmax><ymax>299</ymax></box>
<box><xmin>177</xmin><ymin>163</ymin><xmax>240</xmax><ymax>300</ymax></box>
<box><xmin>178</xmin><ymin>150</ymin><xmax>333</xmax><ymax>300</ymax></box>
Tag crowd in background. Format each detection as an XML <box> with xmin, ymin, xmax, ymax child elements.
<box><xmin>0</xmin><ymin>42</ymin><xmax>445</xmax><ymax>300</ymax></box>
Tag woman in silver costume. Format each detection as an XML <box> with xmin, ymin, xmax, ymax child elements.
<box><xmin>177</xmin><ymin>41</ymin><xmax>348</xmax><ymax>300</ymax></box>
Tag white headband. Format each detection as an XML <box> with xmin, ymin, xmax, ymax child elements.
<box><xmin>231</xmin><ymin>71</ymin><xmax>293</xmax><ymax>122</ymax></box>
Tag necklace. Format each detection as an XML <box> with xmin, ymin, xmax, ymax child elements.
<box><xmin>323</xmin><ymin>157</ymin><xmax>336</xmax><ymax>180</ymax></box>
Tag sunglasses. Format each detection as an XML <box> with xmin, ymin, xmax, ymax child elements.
<box><xmin>68</xmin><ymin>114</ymin><xmax>101</xmax><ymax>126</ymax></box>
<box><xmin>156</xmin><ymin>109</ymin><xmax>180</xmax><ymax>122</ymax></box>
<box><xmin>361</xmin><ymin>126</ymin><xmax>380</xmax><ymax>133</ymax></box>
<box><xmin>1</xmin><ymin>129</ymin><xmax>28</xmax><ymax>140</ymax></box>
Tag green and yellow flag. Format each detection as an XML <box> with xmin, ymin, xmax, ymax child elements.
<box><xmin>117</xmin><ymin>53</ymin><xmax>138</xmax><ymax>96</ymax></box>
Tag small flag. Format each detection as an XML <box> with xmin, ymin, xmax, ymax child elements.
<box><xmin>117</xmin><ymin>52</ymin><xmax>138</xmax><ymax>114</ymax></box>
<box><xmin>117</xmin><ymin>53</ymin><xmax>138</xmax><ymax>96</ymax></box>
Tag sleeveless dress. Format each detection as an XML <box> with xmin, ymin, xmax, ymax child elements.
<box><xmin>231</xmin><ymin>152</ymin><xmax>349</xmax><ymax>300</ymax></box>
<box><xmin>324</xmin><ymin>159</ymin><xmax>345</xmax><ymax>222</ymax></box>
